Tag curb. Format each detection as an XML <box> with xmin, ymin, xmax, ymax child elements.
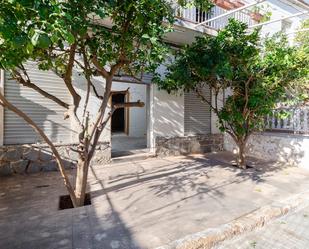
<box><xmin>156</xmin><ymin>191</ymin><xmax>309</xmax><ymax>249</ymax></box>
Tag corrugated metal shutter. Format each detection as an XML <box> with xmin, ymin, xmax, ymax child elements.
<box><xmin>4</xmin><ymin>62</ymin><xmax>72</xmax><ymax>145</ymax></box>
<box><xmin>184</xmin><ymin>87</ymin><xmax>211</xmax><ymax>135</ymax></box>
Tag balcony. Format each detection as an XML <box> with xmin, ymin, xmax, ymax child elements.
<box><xmin>92</xmin><ymin>2</ymin><xmax>260</xmax><ymax>46</ymax></box>
<box><xmin>266</xmin><ymin>107</ymin><xmax>309</xmax><ymax>134</ymax></box>
<box><xmin>174</xmin><ymin>4</ymin><xmax>258</xmax><ymax>30</ymax></box>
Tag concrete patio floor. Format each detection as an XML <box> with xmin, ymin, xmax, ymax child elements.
<box><xmin>111</xmin><ymin>134</ymin><xmax>148</xmax><ymax>158</ymax></box>
<box><xmin>1</xmin><ymin>152</ymin><xmax>309</xmax><ymax>249</ymax></box>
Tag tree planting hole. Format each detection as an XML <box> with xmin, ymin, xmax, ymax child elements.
<box><xmin>58</xmin><ymin>193</ymin><xmax>91</xmax><ymax>210</ymax></box>
<box><xmin>35</xmin><ymin>184</ymin><xmax>50</xmax><ymax>188</ymax></box>
<box><xmin>232</xmin><ymin>164</ymin><xmax>255</xmax><ymax>169</ymax></box>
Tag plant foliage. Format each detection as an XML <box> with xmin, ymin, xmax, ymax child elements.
<box><xmin>156</xmin><ymin>19</ymin><xmax>309</xmax><ymax>167</ymax></box>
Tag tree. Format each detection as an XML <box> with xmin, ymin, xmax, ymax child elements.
<box><xmin>295</xmin><ymin>19</ymin><xmax>309</xmax><ymax>48</ymax></box>
<box><xmin>0</xmin><ymin>0</ymin><xmax>214</xmax><ymax>207</ymax></box>
<box><xmin>0</xmin><ymin>0</ymin><xmax>177</xmax><ymax>207</ymax></box>
<box><xmin>155</xmin><ymin>20</ymin><xmax>309</xmax><ymax>168</ymax></box>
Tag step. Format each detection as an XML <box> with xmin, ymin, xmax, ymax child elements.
<box><xmin>111</xmin><ymin>150</ymin><xmax>156</xmax><ymax>164</ymax></box>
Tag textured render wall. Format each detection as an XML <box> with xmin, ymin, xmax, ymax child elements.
<box><xmin>0</xmin><ymin>142</ymin><xmax>111</xmax><ymax>176</ymax></box>
<box><xmin>224</xmin><ymin>132</ymin><xmax>309</xmax><ymax>169</ymax></box>
<box><xmin>156</xmin><ymin>134</ymin><xmax>223</xmax><ymax>157</ymax></box>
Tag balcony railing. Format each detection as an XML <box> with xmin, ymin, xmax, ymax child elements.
<box><xmin>175</xmin><ymin>4</ymin><xmax>257</xmax><ymax>30</ymax></box>
<box><xmin>266</xmin><ymin>107</ymin><xmax>309</xmax><ymax>134</ymax></box>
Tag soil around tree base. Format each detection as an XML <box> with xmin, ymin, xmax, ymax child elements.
<box><xmin>58</xmin><ymin>193</ymin><xmax>91</xmax><ymax>210</ymax></box>
<box><xmin>231</xmin><ymin>164</ymin><xmax>254</xmax><ymax>169</ymax></box>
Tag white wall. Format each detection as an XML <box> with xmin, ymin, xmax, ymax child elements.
<box><xmin>224</xmin><ymin>132</ymin><xmax>309</xmax><ymax>169</ymax></box>
<box><xmin>112</xmin><ymin>82</ymin><xmax>147</xmax><ymax>137</ymax></box>
<box><xmin>72</xmin><ymin>71</ymin><xmax>111</xmax><ymax>144</ymax></box>
<box><xmin>153</xmin><ymin>85</ymin><xmax>184</xmax><ymax>138</ymax></box>
<box><xmin>73</xmin><ymin>73</ymin><xmax>148</xmax><ymax>141</ymax></box>
<box><xmin>258</xmin><ymin>0</ymin><xmax>305</xmax><ymax>39</ymax></box>
<box><xmin>152</xmin><ymin>64</ymin><xmax>185</xmax><ymax>140</ymax></box>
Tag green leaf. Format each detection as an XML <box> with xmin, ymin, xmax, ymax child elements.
<box><xmin>31</xmin><ymin>30</ymin><xmax>51</xmax><ymax>48</ymax></box>
<box><xmin>142</xmin><ymin>34</ymin><xmax>150</xmax><ymax>39</ymax></box>
<box><xmin>26</xmin><ymin>42</ymin><xmax>33</xmax><ymax>53</ymax></box>
<box><xmin>61</xmin><ymin>30</ymin><xmax>75</xmax><ymax>44</ymax></box>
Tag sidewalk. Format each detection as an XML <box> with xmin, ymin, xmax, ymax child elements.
<box><xmin>215</xmin><ymin>203</ymin><xmax>309</xmax><ymax>249</ymax></box>
<box><xmin>1</xmin><ymin>152</ymin><xmax>309</xmax><ymax>249</ymax></box>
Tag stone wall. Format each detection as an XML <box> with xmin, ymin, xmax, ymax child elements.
<box><xmin>155</xmin><ymin>134</ymin><xmax>223</xmax><ymax>157</ymax></box>
<box><xmin>224</xmin><ymin>132</ymin><xmax>309</xmax><ymax>169</ymax></box>
<box><xmin>0</xmin><ymin>142</ymin><xmax>111</xmax><ymax>176</ymax></box>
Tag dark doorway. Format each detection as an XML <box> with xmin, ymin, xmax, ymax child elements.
<box><xmin>112</xmin><ymin>93</ymin><xmax>126</xmax><ymax>133</ymax></box>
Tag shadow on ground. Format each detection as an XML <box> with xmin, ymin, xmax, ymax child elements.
<box><xmin>1</xmin><ymin>152</ymin><xmax>309</xmax><ymax>249</ymax></box>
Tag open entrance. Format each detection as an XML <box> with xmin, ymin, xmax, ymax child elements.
<box><xmin>110</xmin><ymin>82</ymin><xmax>151</xmax><ymax>159</ymax></box>
<box><xmin>111</xmin><ymin>93</ymin><xmax>127</xmax><ymax>134</ymax></box>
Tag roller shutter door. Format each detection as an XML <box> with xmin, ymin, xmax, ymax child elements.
<box><xmin>4</xmin><ymin>62</ymin><xmax>72</xmax><ymax>145</ymax></box>
<box><xmin>184</xmin><ymin>87</ymin><xmax>211</xmax><ymax>135</ymax></box>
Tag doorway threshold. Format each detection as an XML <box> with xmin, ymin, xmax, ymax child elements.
<box><xmin>111</xmin><ymin>148</ymin><xmax>155</xmax><ymax>163</ymax></box>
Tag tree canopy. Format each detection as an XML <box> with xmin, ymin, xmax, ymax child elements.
<box><xmin>0</xmin><ymin>0</ymin><xmax>185</xmax><ymax>207</ymax></box>
<box><xmin>0</xmin><ymin>0</ymin><xmax>176</xmax><ymax>75</ymax></box>
<box><xmin>156</xmin><ymin>19</ymin><xmax>309</xmax><ymax>167</ymax></box>
<box><xmin>295</xmin><ymin>19</ymin><xmax>309</xmax><ymax>49</ymax></box>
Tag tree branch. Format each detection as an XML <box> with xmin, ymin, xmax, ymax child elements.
<box><xmin>196</xmin><ymin>86</ymin><xmax>218</xmax><ymax>114</ymax></box>
<box><xmin>87</xmin><ymin>76</ymin><xmax>113</xmax><ymax>160</ymax></box>
<box><xmin>90</xmin><ymin>81</ymin><xmax>103</xmax><ymax>100</ymax></box>
<box><xmin>12</xmin><ymin>69</ymin><xmax>70</xmax><ymax>110</ymax></box>
<box><xmin>92</xmin><ymin>55</ymin><xmax>109</xmax><ymax>79</ymax></box>
<box><xmin>73</xmin><ymin>57</ymin><xmax>103</xmax><ymax>100</ymax></box>
<box><xmin>113</xmin><ymin>100</ymin><xmax>144</xmax><ymax>110</ymax></box>
<box><xmin>0</xmin><ymin>92</ymin><xmax>77</xmax><ymax>207</ymax></box>
<box><xmin>81</xmin><ymin>46</ymin><xmax>92</xmax><ymax>119</ymax></box>
<box><xmin>63</xmin><ymin>43</ymin><xmax>81</xmax><ymax>109</ymax></box>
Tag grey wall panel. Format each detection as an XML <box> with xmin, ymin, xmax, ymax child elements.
<box><xmin>4</xmin><ymin>62</ymin><xmax>72</xmax><ymax>145</ymax></box>
<box><xmin>184</xmin><ymin>87</ymin><xmax>211</xmax><ymax>135</ymax></box>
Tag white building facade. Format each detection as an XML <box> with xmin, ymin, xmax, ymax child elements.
<box><xmin>0</xmin><ymin>0</ymin><xmax>308</xmax><ymax>175</ymax></box>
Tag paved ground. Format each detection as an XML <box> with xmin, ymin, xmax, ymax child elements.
<box><xmin>215</xmin><ymin>204</ymin><xmax>309</xmax><ymax>249</ymax></box>
<box><xmin>1</xmin><ymin>152</ymin><xmax>309</xmax><ymax>249</ymax></box>
<box><xmin>111</xmin><ymin>134</ymin><xmax>147</xmax><ymax>158</ymax></box>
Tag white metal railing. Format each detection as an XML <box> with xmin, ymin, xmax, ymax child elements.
<box><xmin>174</xmin><ymin>4</ymin><xmax>257</xmax><ymax>29</ymax></box>
<box><xmin>266</xmin><ymin>107</ymin><xmax>309</xmax><ymax>134</ymax></box>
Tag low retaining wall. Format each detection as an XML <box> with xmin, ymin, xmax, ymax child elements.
<box><xmin>156</xmin><ymin>134</ymin><xmax>223</xmax><ymax>157</ymax></box>
<box><xmin>224</xmin><ymin>132</ymin><xmax>309</xmax><ymax>169</ymax></box>
<box><xmin>0</xmin><ymin>142</ymin><xmax>111</xmax><ymax>176</ymax></box>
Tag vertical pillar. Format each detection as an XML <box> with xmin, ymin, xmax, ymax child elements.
<box><xmin>0</xmin><ymin>70</ymin><xmax>4</xmax><ymax>146</ymax></box>
<box><xmin>296</xmin><ymin>109</ymin><xmax>301</xmax><ymax>133</ymax></box>
<box><xmin>272</xmin><ymin>110</ymin><xmax>276</xmax><ymax>129</ymax></box>
<box><xmin>304</xmin><ymin>108</ymin><xmax>308</xmax><ymax>133</ymax></box>
<box><xmin>283</xmin><ymin>115</ymin><xmax>288</xmax><ymax>130</ymax></box>
<box><xmin>146</xmin><ymin>83</ymin><xmax>155</xmax><ymax>152</ymax></box>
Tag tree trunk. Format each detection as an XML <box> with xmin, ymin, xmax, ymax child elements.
<box><xmin>237</xmin><ymin>142</ymin><xmax>247</xmax><ymax>169</ymax></box>
<box><xmin>74</xmin><ymin>76</ymin><xmax>114</xmax><ymax>207</ymax></box>
<box><xmin>0</xmin><ymin>92</ymin><xmax>78</xmax><ymax>206</ymax></box>
<box><xmin>75</xmin><ymin>157</ymin><xmax>90</xmax><ymax>206</ymax></box>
